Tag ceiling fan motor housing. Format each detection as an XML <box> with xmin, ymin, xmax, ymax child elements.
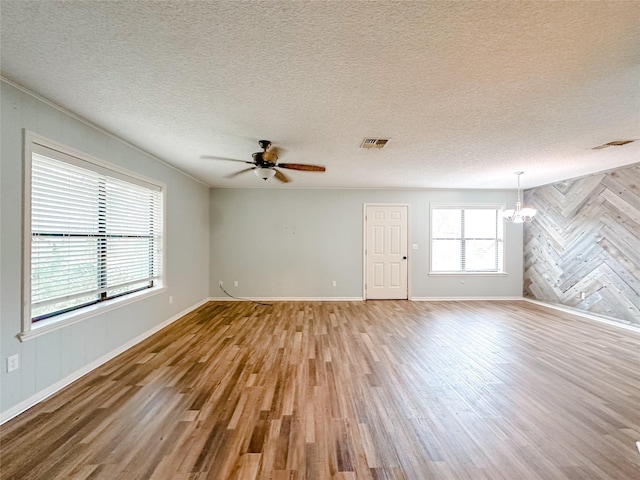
<box><xmin>252</xmin><ymin>151</ymin><xmax>276</xmax><ymax>166</ymax></box>
<box><xmin>252</xmin><ymin>149</ymin><xmax>278</xmax><ymax>166</ymax></box>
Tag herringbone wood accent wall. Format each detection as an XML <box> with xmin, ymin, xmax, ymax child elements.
<box><xmin>524</xmin><ymin>163</ymin><xmax>640</xmax><ymax>326</ymax></box>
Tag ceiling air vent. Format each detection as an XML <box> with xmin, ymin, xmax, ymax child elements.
<box><xmin>361</xmin><ymin>138</ymin><xmax>389</xmax><ymax>149</ymax></box>
<box><xmin>591</xmin><ymin>139</ymin><xmax>636</xmax><ymax>150</ymax></box>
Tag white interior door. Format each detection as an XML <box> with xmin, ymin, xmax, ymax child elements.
<box><xmin>365</xmin><ymin>205</ymin><xmax>408</xmax><ymax>299</ymax></box>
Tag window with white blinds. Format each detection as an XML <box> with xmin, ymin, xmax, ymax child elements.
<box><xmin>27</xmin><ymin>139</ymin><xmax>163</xmax><ymax>323</ymax></box>
<box><xmin>430</xmin><ymin>206</ymin><xmax>504</xmax><ymax>273</ymax></box>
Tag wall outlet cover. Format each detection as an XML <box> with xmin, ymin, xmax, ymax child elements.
<box><xmin>7</xmin><ymin>354</ymin><xmax>19</xmax><ymax>373</ymax></box>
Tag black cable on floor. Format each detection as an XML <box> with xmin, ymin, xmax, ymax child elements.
<box><xmin>219</xmin><ymin>283</ymin><xmax>272</xmax><ymax>307</ymax></box>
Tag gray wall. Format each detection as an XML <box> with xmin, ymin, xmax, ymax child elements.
<box><xmin>0</xmin><ymin>81</ymin><xmax>210</xmax><ymax>415</ymax></box>
<box><xmin>210</xmin><ymin>188</ymin><xmax>524</xmax><ymax>299</ymax></box>
<box><xmin>524</xmin><ymin>163</ymin><xmax>640</xmax><ymax>326</ymax></box>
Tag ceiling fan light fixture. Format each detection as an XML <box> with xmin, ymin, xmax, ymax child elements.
<box><xmin>206</xmin><ymin>140</ymin><xmax>325</xmax><ymax>183</ymax></box>
<box><xmin>503</xmin><ymin>172</ymin><xmax>537</xmax><ymax>223</ymax></box>
<box><xmin>254</xmin><ymin>167</ymin><xmax>276</xmax><ymax>180</ymax></box>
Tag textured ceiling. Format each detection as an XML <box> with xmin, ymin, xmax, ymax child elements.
<box><xmin>1</xmin><ymin>1</ymin><xmax>639</xmax><ymax>189</ymax></box>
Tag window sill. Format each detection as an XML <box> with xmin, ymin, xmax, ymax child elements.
<box><xmin>19</xmin><ymin>286</ymin><xmax>167</xmax><ymax>342</ymax></box>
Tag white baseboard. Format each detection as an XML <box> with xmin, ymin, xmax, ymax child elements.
<box><xmin>523</xmin><ymin>298</ymin><xmax>640</xmax><ymax>333</ymax></box>
<box><xmin>0</xmin><ymin>298</ymin><xmax>210</xmax><ymax>425</ymax></box>
<box><xmin>209</xmin><ymin>296</ymin><xmax>524</xmax><ymax>302</ymax></box>
<box><xmin>410</xmin><ymin>296</ymin><xmax>523</xmax><ymax>301</ymax></box>
<box><xmin>208</xmin><ymin>296</ymin><xmax>364</xmax><ymax>302</ymax></box>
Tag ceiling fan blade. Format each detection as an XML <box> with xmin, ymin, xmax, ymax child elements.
<box><xmin>274</xmin><ymin>168</ymin><xmax>291</xmax><ymax>183</ymax></box>
<box><xmin>201</xmin><ymin>155</ymin><xmax>254</xmax><ymax>164</ymax></box>
<box><xmin>276</xmin><ymin>163</ymin><xmax>326</xmax><ymax>172</ymax></box>
<box><xmin>224</xmin><ymin>167</ymin><xmax>256</xmax><ymax>179</ymax></box>
<box><xmin>271</xmin><ymin>145</ymin><xmax>287</xmax><ymax>156</ymax></box>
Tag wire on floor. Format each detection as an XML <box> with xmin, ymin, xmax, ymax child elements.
<box><xmin>219</xmin><ymin>283</ymin><xmax>272</xmax><ymax>307</ymax></box>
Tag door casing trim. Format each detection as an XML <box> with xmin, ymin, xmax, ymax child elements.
<box><xmin>363</xmin><ymin>203</ymin><xmax>411</xmax><ymax>300</ymax></box>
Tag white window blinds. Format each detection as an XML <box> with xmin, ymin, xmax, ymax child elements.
<box><xmin>431</xmin><ymin>207</ymin><xmax>503</xmax><ymax>273</ymax></box>
<box><xmin>30</xmin><ymin>145</ymin><xmax>163</xmax><ymax>321</ymax></box>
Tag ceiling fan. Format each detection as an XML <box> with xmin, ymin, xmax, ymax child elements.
<box><xmin>202</xmin><ymin>140</ymin><xmax>326</xmax><ymax>183</ymax></box>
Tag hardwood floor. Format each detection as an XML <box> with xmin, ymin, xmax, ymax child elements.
<box><xmin>1</xmin><ymin>300</ymin><xmax>639</xmax><ymax>479</ymax></box>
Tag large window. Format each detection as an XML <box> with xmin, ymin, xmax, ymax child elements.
<box><xmin>24</xmin><ymin>133</ymin><xmax>164</xmax><ymax>333</ymax></box>
<box><xmin>430</xmin><ymin>205</ymin><xmax>504</xmax><ymax>274</ymax></box>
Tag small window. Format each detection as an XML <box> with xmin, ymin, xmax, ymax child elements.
<box><xmin>24</xmin><ymin>132</ymin><xmax>164</xmax><ymax>333</ymax></box>
<box><xmin>430</xmin><ymin>205</ymin><xmax>504</xmax><ymax>274</ymax></box>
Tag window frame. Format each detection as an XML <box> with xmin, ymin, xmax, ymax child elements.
<box><xmin>429</xmin><ymin>203</ymin><xmax>506</xmax><ymax>276</ymax></box>
<box><xmin>21</xmin><ymin>131</ymin><xmax>166</xmax><ymax>341</ymax></box>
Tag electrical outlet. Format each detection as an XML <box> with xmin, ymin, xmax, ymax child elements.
<box><xmin>332</xmin><ymin>280</ymin><xmax>337</xmax><ymax>287</ymax></box>
<box><xmin>169</xmin><ymin>295</ymin><xmax>173</xmax><ymax>304</ymax></box>
<box><xmin>7</xmin><ymin>354</ymin><xmax>19</xmax><ymax>373</ymax></box>
<box><xmin>234</xmin><ymin>280</ymin><xmax>238</xmax><ymax>287</ymax></box>
<box><xmin>219</xmin><ymin>281</ymin><xmax>223</xmax><ymax>287</ymax></box>
<box><xmin>580</xmin><ymin>291</ymin><xmax>586</xmax><ymax>300</ymax></box>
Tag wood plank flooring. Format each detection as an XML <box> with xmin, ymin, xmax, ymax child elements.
<box><xmin>1</xmin><ymin>300</ymin><xmax>639</xmax><ymax>479</ymax></box>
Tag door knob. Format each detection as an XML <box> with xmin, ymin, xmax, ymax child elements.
<box><xmin>403</xmin><ymin>256</ymin><xmax>407</xmax><ymax>260</ymax></box>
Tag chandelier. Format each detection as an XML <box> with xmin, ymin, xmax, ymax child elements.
<box><xmin>503</xmin><ymin>171</ymin><xmax>537</xmax><ymax>223</ymax></box>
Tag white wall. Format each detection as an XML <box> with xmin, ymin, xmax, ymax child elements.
<box><xmin>209</xmin><ymin>188</ymin><xmax>523</xmax><ymax>299</ymax></box>
<box><xmin>0</xmin><ymin>81</ymin><xmax>210</xmax><ymax>417</ymax></box>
